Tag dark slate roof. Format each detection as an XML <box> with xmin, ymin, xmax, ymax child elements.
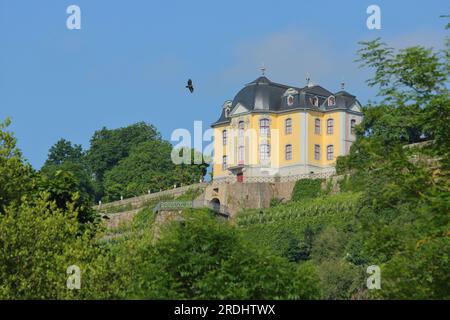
<box><xmin>214</xmin><ymin>106</ymin><xmax>231</xmax><ymax>125</ymax></box>
<box><xmin>301</xmin><ymin>85</ymin><xmax>333</xmax><ymax>97</ymax></box>
<box><xmin>212</xmin><ymin>76</ymin><xmax>362</xmax><ymax>127</ymax></box>
<box><xmin>231</xmin><ymin>76</ymin><xmax>290</xmax><ymax>112</ymax></box>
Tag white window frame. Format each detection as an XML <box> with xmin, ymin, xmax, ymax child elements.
<box><xmin>259</xmin><ymin>118</ymin><xmax>270</xmax><ymax>137</ymax></box>
<box><xmin>350</xmin><ymin>119</ymin><xmax>356</xmax><ymax>135</ymax></box>
<box><xmin>285</xmin><ymin>144</ymin><xmax>292</xmax><ymax>160</ymax></box>
<box><xmin>315</xmin><ymin>118</ymin><xmax>321</xmax><ymax>135</ymax></box>
<box><xmin>222</xmin><ymin>129</ymin><xmax>227</xmax><ymax>145</ymax></box>
<box><xmin>222</xmin><ymin>155</ymin><xmax>227</xmax><ymax>170</ymax></box>
<box><xmin>285</xmin><ymin>118</ymin><xmax>292</xmax><ymax>135</ymax></box>
<box><xmin>259</xmin><ymin>143</ymin><xmax>270</xmax><ymax>161</ymax></box>
<box><xmin>314</xmin><ymin>144</ymin><xmax>321</xmax><ymax>160</ymax></box>
<box><xmin>327</xmin><ymin>145</ymin><xmax>334</xmax><ymax>161</ymax></box>
<box><xmin>327</xmin><ymin>118</ymin><xmax>334</xmax><ymax>135</ymax></box>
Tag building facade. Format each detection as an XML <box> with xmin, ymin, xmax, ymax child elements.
<box><xmin>211</xmin><ymin>76</ymin><xmax>363</xmax><ymax>183</ymax></box>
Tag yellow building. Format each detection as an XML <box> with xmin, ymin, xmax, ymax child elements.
<box><xmin>211</xmin><ymin>76</ymin><xmax>363</xmax><ymax>183</ymax></box>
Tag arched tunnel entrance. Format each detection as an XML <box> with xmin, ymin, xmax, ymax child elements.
<box><xmin>210</xmin><ymin>198</ymin><xmax>220</xmax><ymax>211</ymax></box>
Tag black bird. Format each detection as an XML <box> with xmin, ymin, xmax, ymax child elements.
<box><xmin>186</xmin><ymin>79</ymin><xmax>194</xmax><ymax>93</ymax></box>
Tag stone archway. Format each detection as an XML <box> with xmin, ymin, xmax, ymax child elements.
<box><xmin>210</xmin><ymin>198</ymin><xmax>220</xmax><ymax>211</ymax></box>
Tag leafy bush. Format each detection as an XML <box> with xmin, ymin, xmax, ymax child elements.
<box><xmin>123</xmin><ymin>211</ymin><xmax>322</xmax><ymax>299</ymax></box>
<box><xmin>291</xmin><ymin>179</ymin><xmax>324</xmax><ymax>201</ymax></box>
<box><xmin>0</xmin><ymin>194</ymin><xmax>115</xmax><ymax>299</ymax></box>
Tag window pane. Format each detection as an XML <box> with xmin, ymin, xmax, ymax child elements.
<box><xmin>350</xmin><ymin>119</ymin><xmax>356</xmax><ymax>134</ymax></box>
<box><xmin>314</xmin><ymin>145</ymin><xmax>320</xmax><ymax>160</ymax></box>
<box><xmin>238</xmin><ymin>146</ymin><xmax>244</xmax><ymax>164</ymax></box>
<box><xmin>315</xmin><ymin>119</ymin><xmax>320</xmax><ymax>134</ymax></box>
<box><xmin>327</xmin><ymin>145</ymin><xmax>334</xmax><ymax>160</ymax></box>
<box><xmin>285</xmin><ymin>118</ymin><xmax>292</xmax><ymax>134</ymax></box>
<box><xmin>285</xmin><ymin>144</ymin><xmax>292</xmax><ymax>160</ymax></box>
<box><xmin>260</xmin><ymin>119</ymin><xmax>270</xmax><ymax>136</ymax></box>
<box><xmin>222</xmin><ymin>130</ymin><xmax>227</xmax><ymax>145</ymax></box>
<box><xmin>260</xmin><ymin>144</ymin><xmax>270</xmax><ymax>161</ymax></box>
<box><xmin>327</xmin><ymin>119</ymin><xmax>334</xmax><ymax>134</ymax></box>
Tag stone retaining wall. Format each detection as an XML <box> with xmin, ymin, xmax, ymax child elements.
<box><xmin>96</xmin><ymin>183</ymin><xmax>208</xmax><ymax>212</ymax></box>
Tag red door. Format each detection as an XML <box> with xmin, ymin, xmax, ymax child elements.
<box><xmin>237</xmin><ymin>173</ymin><xmax>244</xmax><ymax>183</ymax></box>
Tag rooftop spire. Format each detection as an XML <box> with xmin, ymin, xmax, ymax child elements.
<box><xmin>260</xmin><ymin>63</ymin><xmax>267</xmax><ymax>76</ymax></box>
<box><xmin>340</xmin><ymin>78</ymin><xmax>345</xmax><ymax>91</ymax></box>
<box><xmin>306</xmin><ymin>73</ymin><xmax>312</xmax><ymax>87</ymax></box>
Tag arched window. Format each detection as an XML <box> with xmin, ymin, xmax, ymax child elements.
<box><xmin>312</xmin><ymin>96</ymin><xmax>319</xmax><ymax>107</ymax></box>
<box><xmin>285</xmin><ymin>118</ymin><xmax>292</xmax><ymax>135</ymax></box>
<box><xmin>222</xmin><ymin>155</ymin><xmax>227</xmax><ymax>170</ymax></box>
<box><xmin>315</xmin><ymin>118</ymin><xmax>321</xmax><ymax>134</ymax></box>
<box><xmin>327</xmin><ymin>118</ymin><xmax>334</xmax><ymax>135</ymax></box>
<box><xmin>222</xmin><ymin>130</ymin><xmax>227</xmax><ymax>145</ymax></box>
<box><xmin>287</xmin><ymin>95</ymin><xmax>294</xmax><ymax>106</ymax></box>
<box><xmin>350</xmin><ymin>119</ymin><xmax>356</xmax><ymax>135</ymax></box>
<box><xmin>238</xmin><ymin>121</ymin><xmax>245</xmax><ymax>138</ymax></box>
<box><xmin>328</xmin><ymin>96</ymin><xmax>336</xmax><ymax>106</ymax></box>
<box><xmin>260</xmin><ymin>143</ymin><xmax>270</xmax><ymax>161</ymax></box>
<box><xmin>327</xmin><ymin>145</ymin><xmax>334</xmax><ymax>161</ymax></box>
<box><xmin>285</xmin><ymin>144</ymin><xmax>292</xmax><ymax>160</ymax></box>
<box><xmin>314</xmin><ymin>144</ymin><xmax>321</xmax><ymax>160</ymax></box>
<box><xmin>260</xmin><ymin>118</ymin><xmax>270</xmax><ymax>136</ymax></box>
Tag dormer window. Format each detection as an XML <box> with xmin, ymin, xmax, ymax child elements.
<box><xmin>223</xmin><ymin>101</ymin><xmax>232</xmax><ymax>118</ymax></box>
<box><xmin>328</xmin><ymin>96</ymin><xmax>336</xmax><ymax>106</ymax></box>
<box><xmin>311</xmin><ymin>96</ymin><xmax>319</xmax><ymax>107</ymax></box>
<box><xmin>287</xmin><ymin>95</ymin><xmax>294</xmax><ymax>106</ymax></box>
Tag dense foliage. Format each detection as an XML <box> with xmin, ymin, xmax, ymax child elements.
<box><xmin>0</xmin><ymin>24</ymin><xmax>448</xmax><ymax>299</ymax></box>
<box><xmin>291</xmin><ymin>179</ymin><xmax>324</xmax><ymax>201</ymax></box>
<box><xmin>0</xmin><ymin>119</ymin><xmax>35</xmax><ymax>213</ymax></box>
<box><xmin>115</xmin><ymin>210</ymin><xmax>322</xmax><ymax>299</ymax></box>
<box><xmin>41</xmin><ymin>123</ymin><xmax>209</xmax><ymax>202</ymax></box>
<box><xmin>335</xmin><ymin>35</ymin><xmax>450</xmax><ymax>299</ymax></box>
<box><xmin>235</xmin><ymin>29</ymin><xmax>450</xmax><ymax>299</ymax></box>
<box><xmin>236</xmin><ymin>192</ymin><xmax>364</xmax><ymax>299</ymax></box>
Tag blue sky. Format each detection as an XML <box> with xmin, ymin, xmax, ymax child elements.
<box><xmin>0</xmin><ymin>0</ymin><xmax>448</xmax><ymax>168</ymax></box>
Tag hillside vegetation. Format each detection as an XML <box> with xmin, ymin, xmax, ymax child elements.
<box><xmin>236</xmin><ymin>192</ymin><xmax>359</xmax><ymax>253</ymax></box>
<box><xmin>0</xmin><ymin>28</ymin><xmax>448</xmax><ymax>299</ymax></box>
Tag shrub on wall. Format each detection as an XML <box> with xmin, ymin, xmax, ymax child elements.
<box><xmin>291</xmin><ymin>179</ymin><xmax>324</xmax><ymax>201</ymax></box>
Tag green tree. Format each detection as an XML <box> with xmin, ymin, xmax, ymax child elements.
<box><xmin>103</xmin><ymin>140</ymin><xmax>176</xmax><ymax>200</ymax></box>
<box><xmin>86</xmin><ymin>122</ymin><xmax>161</xmax><ymax>185</ymax></box>
<box><xmin>44</xmin><ymin>138</ymin><xmax>83</xmax><ymax>166</ymax></box>
<box><xmin>37</xmin><ymin>170</ymin><xmax>96</xmax><ymax>224</ymax></box>
<box><xmin>40</xmin><ymin>138</ymin><xmax>97</xmax><ymax>220</ymax></box>
<box><xmin>173</xmin><ymin>147</ymin><xmax>210</xmax><ymax>185</ymax></box>
<box><xmin>127</xmin><ymin>211</ymin><xmax>322</xmax><ymax>299</ymax></box>
<box><xmin>337</xmin><ymin>30</ymin><xmax>450</xmax><ymax>299</ymax></box>
<box><xmin>0</xmin><ymin>192</ymin><xmax>116</xmax><ymax>299</ymax></box>
<box><xmin>0</xmin><ymin>118</ymin><xmax>35</xmax><ymax>213</ymax></box>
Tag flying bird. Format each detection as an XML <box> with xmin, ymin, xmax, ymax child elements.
<box><xmin>186</xmin><ymin>79</ymin><xmax>194</xmax><ymax>93</ymax></box>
